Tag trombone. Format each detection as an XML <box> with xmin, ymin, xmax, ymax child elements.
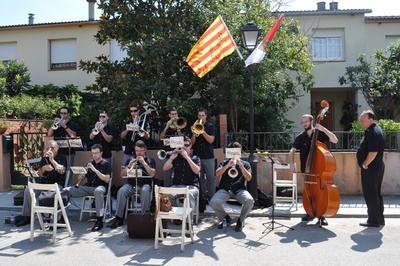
<box><xmin>191</xmin><ymin>119</ymin><xmax>204</xmax><ymax>137</ymax></box>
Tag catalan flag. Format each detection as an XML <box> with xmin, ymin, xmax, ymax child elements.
<box><xmin>186</xmin><ymin>16</ymin><xmax>237</xmax><ymax>78</ymax></box>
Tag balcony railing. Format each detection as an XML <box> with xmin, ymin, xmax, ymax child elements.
<box><xmin>225</xmin><ymin>131</ymin><xmax>400</xmax><ymax>152</ymax></box>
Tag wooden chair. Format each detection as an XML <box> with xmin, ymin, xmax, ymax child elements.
<box><xmin>154</xmin><ymin>186</ymin><xmax>194</xmax><ymax>252</ymax></box>
<box><xmin>28</xmin><ymin>182</ymin><xmax>72</xmax><ymax>243</ymax></box>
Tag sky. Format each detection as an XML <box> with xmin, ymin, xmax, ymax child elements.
<box><xmin>0</xmin><ymin>0</ymin><xmax>399</xmax><ymax>26</ymax></box>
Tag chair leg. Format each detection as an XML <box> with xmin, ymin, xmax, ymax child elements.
<box><xmin>60</xmin><ymin>205</ymin><xmax>73</xmax><ymax>237</ymax></box>
<box><xmin>80</xmin><ymin>197</ymin><xmax>85</xmax><ymax>222</ymax></box>
<box><xmin>30</xmin><ymin>213</ymin><xmax>35</xmax><ymax>242</ymax></box>
<box><xmin>52</xmin><ymin>210</ymin><xmax>57</xmax><ymax>243</ymax></box>
<box><xmin>188</xmin><ymin>213</ymin><xmax>194</xmax><ymax>243</ymax></box>
<box><xmin>180</xmin><ymin>217</ymin><xmax>185</xmax><ymax>252</ymax></box>
<box><xmin>154</xmin><ymin>218</ymin><xmax>160</xmax><ymax>249</ymax></box>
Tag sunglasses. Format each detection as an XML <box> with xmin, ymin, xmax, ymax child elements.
<box><xmin>130</xmin><ymin>109</ymin><xmax>138</xmax><ymax>113</ymax></box>
<box><xmin>184</xmin><ymin>143</ymin><xmax>191</xmax><ymax>147</ymax></box>
<box><xmin>99</xmin><ymin>115</ymin><xmax>107</xmax><ymax>118</ymax></box>
<box><xmin>60</xmin><ymin>112</ymin><xmax>68</xmax><ymax>115</ymax></box>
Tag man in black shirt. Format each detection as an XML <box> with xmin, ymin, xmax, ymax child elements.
<box><xmin>210</xmin><ymin>142</ymin><xmax>254</xmax><ymax>232</ymax></box>
<box><xmin>89</xmin><ymin>110</ymin><xmax>114</xmax><ymax>164</ymax></box>
<box><xmin>48</xmin><ymin>106</ymin><xmax>78</xmax><ymax>186</ymax></box>
<box><xmin>289</xmin><ymin>114</ymin><xmax>338</xmax><ymax>226</ymax></box>
<box><xmin>16</xmin><ymin>140</ymin><xmax>67</xmax><ymax>227</ymax></box>
<box><xmin>160</xmin><ymin>107</ymin><xmax>188</xmax><ymax>186</ymax></box>
<box><xmin>163</xmin><ymin>137</ymin><xmax>201</xmax><ymax>210</ymax></box>
<box><xmin>64</xmin><ymin>144</ymin><xmax>111</xmax><ymax>231</ymax></box>
<box><xmin>108</xmin><ymin>141</ymin><xmax>156</xmax><ymax>228</ymax></box>
<box><xmin>121</xmin><ymin>102</ymin><xmax>150</xmax><ymax>165</ymax></box>
<box><xmin>191</xmin><ymin>108</ymin><xmax>216</xmax><ymax>201</ymax></box>
<box><xmin>356</xmin><ymin>110</ymin><xmax>385</xmax><ymax>227</ymax></box>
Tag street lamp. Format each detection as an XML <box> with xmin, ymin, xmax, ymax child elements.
<box><xmin>241</xmin><ymin>23</ymin><xmax>260</xmax><ymax>201</ymax></box>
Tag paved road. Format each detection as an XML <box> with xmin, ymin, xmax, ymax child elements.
<box><xmin>0</xmin><ymin>211</ymin><xmax>398</xmax><ymax>266</ymax></box>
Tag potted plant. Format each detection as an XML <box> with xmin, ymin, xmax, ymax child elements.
<box><xmin>0</xmin><ymin>119</ymin><xmax>11</xmax><ymax>134</ymax></box>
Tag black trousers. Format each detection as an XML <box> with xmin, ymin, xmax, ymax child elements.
<box><xmin>361</xmin><ymin>162</ymin><xmax>385</xmax><ymax>225</ymax></box>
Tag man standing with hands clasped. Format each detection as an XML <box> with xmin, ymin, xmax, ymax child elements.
<box><xmin>356</xmin><ymin>110</ymin><xmax>385</xmax><ymax>227</ymax></box>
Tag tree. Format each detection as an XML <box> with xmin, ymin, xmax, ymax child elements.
<box><xmin>0</xmin><ymin>60</ymin><xmax>31</xmax><ymax>96</ymax></box>
<box><xmin>80</xmin><ymin>0</ymin><xmax>313</xmax><ymax>134</ymax></box>
<box><xmin>339</xmin><ymin>41</ymin><xmax>400</xmax><ymax>119</ymax></box>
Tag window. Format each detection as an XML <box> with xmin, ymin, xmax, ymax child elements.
<box><xmin>110</xmin><ymin>39</ymin><xmax>128</xmax><ymax>62</ymax></box>
<box><xmin>0</xmin><ymin>42</ymin><xmax>17</xmax><ymax>64</ymax></box>
<box><xmin>386</xmin><ymin>35</ymin><xmax>400</xmax><ymax>50</ymax></box>
<box><xmin>312</xmin><ymin>37</ymin><xmax>343</xmax><ymax>61</ymax></box>
<box><xmin>50</xmin><ymin>39</ymin><xmax>77</xmax><ymax>70</ymax></box>
<box><xmin>312</xmin><ymin>28</ymin><xmax>344</xmax><ymax>61</ymax></box>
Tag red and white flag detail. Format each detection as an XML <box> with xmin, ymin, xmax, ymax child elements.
<box><xmin>245</xmin><ymin>15</ymin><xmax>284</xmax><ymax>67</ymax></box>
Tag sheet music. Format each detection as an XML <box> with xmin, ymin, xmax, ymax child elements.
<box><xmin>70</xmin><ymin>166</ymin><xmax>87</xmax><ymax>175</ymax></box>
<box><xmin>69</xmin><ymin>138</ymin><xmax>83</xmax><ymax>148</ymax></box>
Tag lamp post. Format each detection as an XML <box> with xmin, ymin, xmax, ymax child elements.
<box><xmin>241</xmin><ymin>23</ymin><xmax>261</xmax><ymax>201</ymax></box>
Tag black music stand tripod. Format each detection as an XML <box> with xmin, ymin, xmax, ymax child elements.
<box><xmin>261</xmin><ymin>153</ymin><xmax>294</xmax><ymax>234</ymax></box>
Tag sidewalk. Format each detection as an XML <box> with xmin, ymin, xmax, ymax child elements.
<box><xmin>1</xmin><ymin>189</ymin><xmax>399</xmax><ymax>218</ymax></box>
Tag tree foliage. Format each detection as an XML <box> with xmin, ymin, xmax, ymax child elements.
<box><xmin>80</xmin><ymin>0</ymin><xmax>313</xmax><ymax>132</ymax></box>
<box><xmin>0</xmin><ymin>60</ymin><xmax>31</xmax><ymax>96</ymax></box>
<box><xmin>339</xmin><ymin>41</ymin><xmax>400</xmax><ymax>119</ymax></box>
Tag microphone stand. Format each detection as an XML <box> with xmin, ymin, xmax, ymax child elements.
<box><xmin>261</xmin><ymin>153</ymin><xmax>294</xmax><ymax>234</ymax></box>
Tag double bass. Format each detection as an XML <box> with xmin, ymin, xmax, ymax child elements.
<box><xmin>303</xmin><ymin>100</ymin><xmax>340</xmax><ymax>225</ymax></box>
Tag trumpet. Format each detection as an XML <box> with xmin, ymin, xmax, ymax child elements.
<box><xmin>92</xmin><ymin>121</ymin><xmax>104</xmax><ymax>135</ymax></box>
<box><xmin>157</xmin><ymin>148</ymin><xmax>181</xmax><ymax>160</ymax></box>
<box><xmin>227</xmin><ymin>159</ymin><xmax>239</xmax><ymax>178</ymax></box>
<box><xmin>51</xmin><ymin>118</ymin><xmax>62</xmax><ymax>130</ymax></box>
<box><xmin>170</xmin><ymin>117</ymin><xmax>187</xmax><ymax>130</ymax></box>
<box><xmin>191</xmin><ymin>119</ymin><xmax>204</xmax><ymax>136</ymax></box>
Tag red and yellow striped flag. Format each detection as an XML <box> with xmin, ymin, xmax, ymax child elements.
<box><xmin>186</xmin><ymin>16</ymin><xmax>236</xmax><ymax>78</ymax></box>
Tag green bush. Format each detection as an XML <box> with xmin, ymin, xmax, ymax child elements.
<box><xmin>0</xmin><ymin>95</ymin><xmax>65</xmax><ymax>120</ymax></box>
<box><xmin>351</xmin><ymin>119</ymin><xmax>400</xmax><ymax>132</ymax></box>
<box><xmin>0</xmin><ymin>60</ymin><xmax>31</xmax><ymax>96</ymax></box>
<box><xmin>25</xmin><ymin>84</ymin><xmax>82</xmax><ymax>116</ymax></box>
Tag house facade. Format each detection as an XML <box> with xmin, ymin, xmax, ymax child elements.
<box><xmin>284</xmin><ymin>1</ymin><xmax>400</xmax><ymax>132</ymax></box>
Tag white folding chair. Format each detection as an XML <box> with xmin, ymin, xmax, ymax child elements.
<box><xmin>273</xmin><ymin>163</ymin><xmax>298</xmax><ymax>211</ymax></box>
<box><xmin>28</xmin><ymin>182</ymin><xmax>72</xmax><ymax>243</ymax></box>
<box><xmin>80</xmin><ymin>178</ymin><xmax>113</xmax><ymax>222</ymax></box>
<box><xmin>154</xmin><ymin>186</ymin><xmax>194</xmax><ymax>252</ymax></box>
<box><xmin>175</xmin><ymin>191</ymin><xmax>200</xmax><ymax>225</ymax></box>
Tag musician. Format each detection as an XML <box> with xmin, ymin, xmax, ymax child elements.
<box><xmin>160</xmin><ymin>107</ymin><xmax>186</xmax><ymax>186</ymax></box>
<box><xmin>121</xmin><ymin>102</ymin><xmax>150</xmax><ymax>165</ymax></box>
<box><xmin>163</xmin><ymin>136</ymin><xmax>200</xmax><ymax>210</ymax></box>
<box><xmin>191</xmin><ymin>108</ymin><xmax>216</xmax><ymax>200</ymax></box>
<box><xmin>210</xmin><ymin>142</ymin><xmax>254</xmax><ymax>232</ymax></box>
<box><xmin>357</xmin><ymin>110</ymin><xmax>385</xmax><ymax>227</ymax></box>
<box><xmin>64</xmin><ymin>144</ymin><xmax>111</xmax><ymax>231</ymax></box>
<box><xmin>48</xmin><ymin>106</ymin><xmax>77</xmax><ymax>186</ymax></box>
<box><xmin>90</xmin><ymin>110</ymin><xmax>114</xmax><ymax>164</ymax></box>
<box><xmin>289</xmin><ymin>114</ymin><xmax>338</xmax><ymax>226</ymax></box>
<box><xmin>108</xmin><ymin>140</ymin><xmax>156</xmax><ymax>229</ymax></box>
<box><xmin>16</xmin><ymin>141</ymin><xmax>66</xmax><ymax>227</ymax></box>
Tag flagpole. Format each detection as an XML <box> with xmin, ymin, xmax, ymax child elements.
<box><xmin>220</xmin><ymin>15</ymin><xmax>245</xmax><ymax>63</ymax></box>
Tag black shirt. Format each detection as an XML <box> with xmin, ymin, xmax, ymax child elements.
<box><xmin>123</xmin><ymin>157</ymin><xmax>156</xmax><ymax>186</ymax></box>
<box><xmin>39</xmin><ymin>154</ymin><xmax>67</xmax><ymax>186</ymax></box>
<box><xmin>172</xmin><ymin>155</ymin><xmax>200</xmax><ymax>186</ymax></box>
<box><xmin>192</xmin><ymin>121</ymin><xmax>215</xmax><ymax>159</ymax></box>
<box><xmin>292</xmin><ymin>130</ymin><xmax>329</xmax><ymax>173</ymax></box>
<box><xmin>53</xmin><ymin>119</ymin><xmax>78</xmax><ymax>155</ymax></box>
<box><xmin>123</xmin><ymin>117</ymin><xmax>150</xmax><ymax>155</ymax></box>
<box><xmin>218</xmin><ymin>159</ymin><xmax>251</xmax><ymax>194</ymax></box>
<box><xmin>90</xmin><ymin>123</ymin><xmax>114</xmax><ymax>159</ymax></box>
<box><xmin>356</xmin><ymin>123</ymin><xmax>384</xmax><ymax>168</ymax></box>
<box><xmin>85</xmin><ymin>159</ymin><xmax>111</xmax><ymax>187</ymax></box>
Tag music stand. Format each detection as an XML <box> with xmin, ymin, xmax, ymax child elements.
<box><xmin>124</xmin><ymin>164</ymin><xmax>153</xmax><ymax>213</ymax></box>
<box><xmin>55</xmin><ymin>137</ymin><xmax>82</xmax><ymax>187</ymax></box>
<box><xmin>261</xmin><ymin>153</ymin><xmax>294</xmax><ymax>234</ymax></box>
